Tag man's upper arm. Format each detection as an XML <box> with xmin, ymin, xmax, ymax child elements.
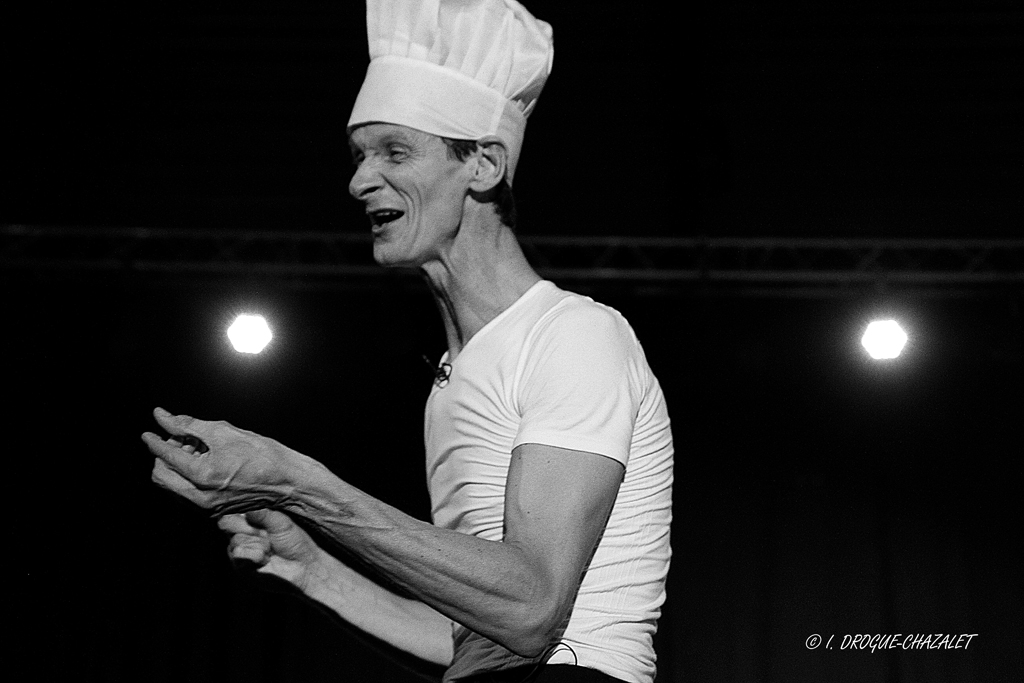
<box><xmin>498</xmin><ymin>301</ymin><xmax>638</xmax><ymax>634</ymax></box>
<box><xmin>502</xmin><ymin>442</ymin><xmax>624</xmax><ymax>620</ymax></box>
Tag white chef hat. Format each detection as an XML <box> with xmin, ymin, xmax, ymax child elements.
<box><xmin>347</xmin><ymin>0</ymin><xmax>554</xmax><ymax>184</ymax></box>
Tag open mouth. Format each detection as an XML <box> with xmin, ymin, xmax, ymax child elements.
<box><xmin>368</xmin><ymin>209</ymin><xmax>405</xmax><ymax>228</ymax></box>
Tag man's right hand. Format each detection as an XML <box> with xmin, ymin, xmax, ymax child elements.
<box><xmin>217</xmin><ymin>509</ymin><xmax>321</xmax><ymax>592</ymax></box>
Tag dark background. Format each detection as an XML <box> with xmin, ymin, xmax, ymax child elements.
<box><xmin>4</xmin><ymin>1</ymin><xmax>1022</xmax><ymax>682</ymax></box>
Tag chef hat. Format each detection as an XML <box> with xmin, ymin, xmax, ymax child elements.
<box><xmin>347</xmin><ymin>0</ymin><xmax>554</xmax><ymax>184</ymax></box>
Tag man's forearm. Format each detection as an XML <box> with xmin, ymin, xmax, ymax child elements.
<box><xmin>283</xmin><ymin>459</ymin><xmax>567</xmax><ymax>657</ymax></box>
<box><xmin>300</xmin><ymin>546</ymin><xmax>455</xmax><ymax>667</ymax></box>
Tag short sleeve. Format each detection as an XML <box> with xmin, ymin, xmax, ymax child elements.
<box><xmin>512</xmin><ymin>300</ymin><xmax>642</xmax><ymax>466</ymax></box>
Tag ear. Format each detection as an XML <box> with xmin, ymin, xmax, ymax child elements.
<box><xmin>468</xmin><ymin>136</ymin><xmax>508</xmax><ymax>193</ymax></box>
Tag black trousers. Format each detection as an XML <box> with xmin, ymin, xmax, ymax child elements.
<box><xmin>460</xmin><ymin>663</ymin><xmax>627</xmax><ymax>683</ymax></box>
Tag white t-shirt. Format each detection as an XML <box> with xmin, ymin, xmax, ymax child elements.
<box><xmin>424</xmin><ymin>281</ymin><xmax>674</xmax><ymax>683</ymax></box>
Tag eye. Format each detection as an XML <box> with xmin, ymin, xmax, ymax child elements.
<box><xmin>387</xmin><ymin>146</ymin><xmax>408</xmax><ymax>161</ymax></box>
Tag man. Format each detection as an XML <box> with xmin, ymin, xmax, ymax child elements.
<box><xmin>143</xmin><ymin>2</ymin><xmax>673</xmax><ymax>682</ymax></box>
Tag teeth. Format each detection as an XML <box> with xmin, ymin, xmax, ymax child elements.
<box><xmin>370</xmin><ymin>209</ymin><xmax>404</xmax><ymax>226</ymax></box>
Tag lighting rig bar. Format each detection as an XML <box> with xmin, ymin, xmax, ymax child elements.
<box><xmin>3</xmin><ymin>225</ymin><xmax>1022</xmax><ymax>297</ymax></box>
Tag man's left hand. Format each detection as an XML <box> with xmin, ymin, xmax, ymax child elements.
<box><xmin>142</xmin><ymin>407</ymin><xmax>299</xmax><ymax>516</ymax></box>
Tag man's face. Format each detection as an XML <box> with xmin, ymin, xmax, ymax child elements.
<box><xmin>348</xmin><ymin>123</ymin><xmax>471</xmax><ymax>267</ymax></box>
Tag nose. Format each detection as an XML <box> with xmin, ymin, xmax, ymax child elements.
<box><xmin>349</xmin><ymin>157</ymin><xmax>384</xmax><ymax>201</ymax></box>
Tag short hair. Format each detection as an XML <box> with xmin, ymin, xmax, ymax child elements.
<box><xmin>441</xmin><ymin>137</ymin><xmax>517</xmax><ymax>230</ymax></box>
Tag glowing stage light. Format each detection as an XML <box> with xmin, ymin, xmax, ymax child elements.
<box><xmin>861</xmin><ymin>320</ymin><xmax>908</xmax><ymax>360</ymax></box>
<box><xmin>227</xmin><ymin>314</ymin><xmax>272</xmax><ymax>354</ymax></box>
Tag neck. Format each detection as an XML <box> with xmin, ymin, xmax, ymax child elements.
<box><xmin>420</xmin><ymin>209</ymin><xmax>540</xmax><ymax>359</ymax></box>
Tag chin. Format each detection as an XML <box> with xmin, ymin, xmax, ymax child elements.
<box><xmin>372</xmin><ymin>241</ymin><xmax>416</xmax><ymax>268</ymax></box>
<box><xmin>372</xmin><ymin>246</ymin><xmax>398</xmax><ymax>267</ymax></box>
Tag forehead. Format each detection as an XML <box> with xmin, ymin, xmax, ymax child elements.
<box><xmin>348</xmin><ymin>123</ymin><xmax>441</xmax><ymax>152</ymax></box>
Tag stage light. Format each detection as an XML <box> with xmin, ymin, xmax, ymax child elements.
<box><xmin>227</xmin><ymin>314</ymin><xmax>272</xmax><ymax>354</ymax></box>
<box><xmin>861</xmin><ymin>320</ymin><xmax>908</xmax><ymax>360</ymax></box>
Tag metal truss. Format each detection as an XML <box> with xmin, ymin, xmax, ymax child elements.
<box><xmin>3</xmin><ymin>224</ymin><xmax>1022</xmax><ymax>297</ymax></box>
